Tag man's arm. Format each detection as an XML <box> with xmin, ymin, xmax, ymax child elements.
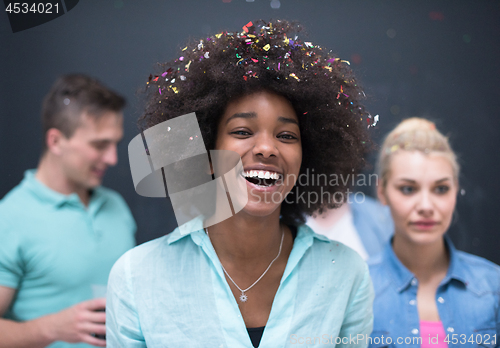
<box><xmin>0</xmin><ymin>285</ymin><xmax>107</xmax><ymax>348</ymax></box>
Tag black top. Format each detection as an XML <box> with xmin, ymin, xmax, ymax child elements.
<box><xmin>247</xmin><ymin>326</ymin><xmax>265</xmax><ymax>348</ymax></box>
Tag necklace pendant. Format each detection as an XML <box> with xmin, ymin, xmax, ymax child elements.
<box><xmin>239</xmin><ymin>292</ymin><xmax>248</xmax><ymax>302</ymax></box>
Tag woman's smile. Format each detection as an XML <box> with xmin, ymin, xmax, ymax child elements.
<box><xmin>242</xmin><ymin>166</ymin><xmax>283</xmax><ymax>191</ymax></box>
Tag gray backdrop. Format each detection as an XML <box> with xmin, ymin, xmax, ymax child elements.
<box><xmin>1</xmin><ymin>0</ymin><xmax>499</xmax><ymax>264</ymax></box>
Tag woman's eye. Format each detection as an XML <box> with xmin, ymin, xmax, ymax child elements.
<box><xmin>231</xmin><ymin>130</ymin><xmax>251</xmax><ymax>136</ymax></box>
<box><xmin>278</xmin><ymin>133</ymin><xmax>298</xmax><ymax>141</ymax></box>
<box><xmin>399</xmin><ymin>186</ymin><xmax>414</xmax><ymax>195</ymax></box>
<box><xmin>434</xmin><ymin>185</ymin><xmax>450</xmax><ymax>194</ymax></box>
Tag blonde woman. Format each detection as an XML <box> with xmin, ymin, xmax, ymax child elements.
<box><xmin>369</xmin><ymin>118</ymin><xmax>499</xmax><ymax>348</ymax></box>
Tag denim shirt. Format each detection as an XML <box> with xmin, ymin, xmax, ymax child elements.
<box><xmin>368</xmin><ymin>236</ymin><xmax>500</xmax><ymax>348</ymax></box>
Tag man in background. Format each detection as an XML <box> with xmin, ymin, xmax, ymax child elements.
<box><xmin>0</xmin><ymin>74</ymin><xmax>136</xmax><ymax>347</ymax></box>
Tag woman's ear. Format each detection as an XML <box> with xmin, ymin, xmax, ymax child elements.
<box><xmin>454</xmin><ymin>179</ymin><xmax>460</xmax><ymax>196</ymax></box>
<box><xmin>377</xmin><ymin>179</ymin><xmax>388</xmax><ymax>206</ymax></box>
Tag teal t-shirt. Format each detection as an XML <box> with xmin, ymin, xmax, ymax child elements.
<box><xmin>0</xmin><ymin>170</ymin><xmax>136</xmax><ymax>348</ymax></box>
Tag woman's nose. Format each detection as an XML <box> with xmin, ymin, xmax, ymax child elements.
<box><xmin>416</xmin><ymin>191</ymin><xmax>434</xmax><ymax>216</ymax></box>
<box><xmin>252</xmin><ymin>133</ymin><xmax>278</xmax><ymax>158</ymax></box>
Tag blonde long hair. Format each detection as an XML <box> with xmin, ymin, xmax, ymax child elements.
<box><xmin>377</xmin><ymin>117</ymin><xmax>459</xmax><ymax>187</ymax></box>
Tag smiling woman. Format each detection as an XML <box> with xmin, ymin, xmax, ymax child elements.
<box><xmin>106</xmin><ymin>20</ymin><xmax>375</xmax><ymax>348</ymax></box>
<box><xmin>369</xmin><ymin>118</ymin><xmax>500</xmax><ymax>348</ymax></box>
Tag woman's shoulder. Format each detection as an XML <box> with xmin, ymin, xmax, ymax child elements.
<box><xmin>132</xmin><ymin>234</ymin><xmax>171</xmax><ymax>255</ymax></box>
<box><xmin>111</xmin><ymin>224</ymin><xmax>207</xmax><ymax>273</ymax></box>
<box><xmin>455</xmin><ymin>249</ymin><xmax>500</xmax><ymax>271</ymax></box>
<box><xmin>366</xmin><ymin>250</ymin><xmax>387</xmax><ymax>271</ymax></box>
<box><xmin>111</xmin><ymin>235</ymin><xmax>170</xmax><ymax>272</ymax></box>
<box><xmin>298</xmin><ymin>224</ymin><xmax>371</xmax><ymax>301</ymax></box>
<box><xmin>300</xmin><ymin>224</ymin><xmax>368</xmax><ymax>274</ymax></box>
<box><xmin>366</xmin><ymin>243</ymin><xmax>500</xmax><ymax>294</ymax></box>
<box><xmin>454</xmin><ymin>249</ymin><xmax>500</xmax><ymax>291</ymax></box>
<box><xmin>366</xmin><ymin>244</ymin><xmax>401</xmax><ymax>292</ymax></box>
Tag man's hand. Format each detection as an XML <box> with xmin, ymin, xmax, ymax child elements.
<box><xmin>46</xmin><ymin>298</ymin><xmax>107</xmax><ymax>347</ymax></box>
<box><xmin>0</xmin><ymin>286</ymin><xmax>107</xmax><ymax>348</ymax></box>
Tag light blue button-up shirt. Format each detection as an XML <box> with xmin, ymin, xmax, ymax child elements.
<box><xmin>368</xmin><ymin>236</ymin><xmax>500</xmax><ymax>348</ymax></box>
<box><xmin>107</xmin><ymin>218</ymin><xmax>374</xmax><ymax>347</ymax></box>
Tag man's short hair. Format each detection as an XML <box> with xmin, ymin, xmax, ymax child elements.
<box><xmin>41</xmin><ymin>74</ymin><xmax>126</xmax><ymax>150</ymax></box>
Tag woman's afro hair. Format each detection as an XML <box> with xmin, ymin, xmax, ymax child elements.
<box><xmin>140</xmin><ymin>19</ymin><xmax>375</xmax><ymax>226</ymax></box>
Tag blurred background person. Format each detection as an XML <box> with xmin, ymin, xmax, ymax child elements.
<box><xmin>0</xmin><ymin>74</ymin><xmax>136</xmax><ymax>348</ymax></box>
<box><xmin>307</xmin><ymin>194</ymin><xmax>394</xmax><ymax>261</ymax></box>
<box><xmin>369</xmin><ymin>118</ymin><xmax>499</xmax><ymax>347</ymax></box>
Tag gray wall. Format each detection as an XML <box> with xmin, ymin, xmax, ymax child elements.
<box><xmin>1</xmin><ymin>0</ymin><xmax>499</xmax><ymax>264</ymax></box>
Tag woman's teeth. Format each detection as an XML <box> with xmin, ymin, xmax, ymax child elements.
<box><xmin>242</xmin><ymin>170</ymin><xmax>281</xmax><ymax>187</ymax></box>
<box><xmin>243</xmin><ymin>170</ymin><xmax>280</xmax><ymax>180</ymax></box>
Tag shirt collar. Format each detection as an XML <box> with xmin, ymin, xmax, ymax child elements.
<box><xmin>167</xmin><ymin>218</ymin><xmax>329</xmax><ymax>295</ymax></box>
<box><xmin>167</xmin><ymin>217</ymin><xmax>205</xmax><ymax>244</ymax></box>
<box><xmin>22</xmin><ymin>169</ymin><xmax>105</xmax><ymax>210</ymax></box>
<box><xmin>167</xmin><ymin>218</ymin><xmax>331</xmax><ymax>246</ymax></box>
<box><xmin>441</xmin><ymin>235</ymin><xmax>468</xmax><ymax>286</ymax></box>
<box><xmin>382</xmin><ymin>234</ymin><xmax>468</xmax><ymax>292</ymax></box>
<box><xmin>382</xmin><ymin>239</ymin><xmax>416</xmax><ymax>292</ymax></box>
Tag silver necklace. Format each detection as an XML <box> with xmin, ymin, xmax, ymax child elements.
<box><xmin>205</xmin><ymin>225</ymin><xmax>284</xmax><ymax>303</ymax></box>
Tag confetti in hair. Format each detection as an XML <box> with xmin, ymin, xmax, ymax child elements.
<box><xmin>145</xmin><ymin>20</ymin><xmax>357</xmax><ymax>98</ymax></box>
<box><xmin>143</xmin><ymin>18</ymin><xmax>378</xmax><ymax>151</ymax></box>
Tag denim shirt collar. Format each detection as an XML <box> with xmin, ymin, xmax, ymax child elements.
<box><xmin>383</xmin><ymin>235</ymin><xmax>469</xmax><ymax>293</ymax></box>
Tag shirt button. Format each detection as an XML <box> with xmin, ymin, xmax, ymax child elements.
<box><xmin>409</xmin><ymin>300</ymin><xmax>416</xmax><ymax>305</ymax></box>
<box><xmin>412</xmin><ymin>328</ymin><xmax>419</xmax><ymax>335</ymax></box>
<box><xmin>438</xmin><ymin>297</ymin><xmax>445</xmax><ymax>303</ymax></box>
<box><xmin>447</xmin><ymin>327</ymin><xmax>454</xmax><ymax>333</ymax></box>
<box><xmin>411</xmin><ymin>278</ymin><xmax>418</xmax><ymax>286</ymax></box>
